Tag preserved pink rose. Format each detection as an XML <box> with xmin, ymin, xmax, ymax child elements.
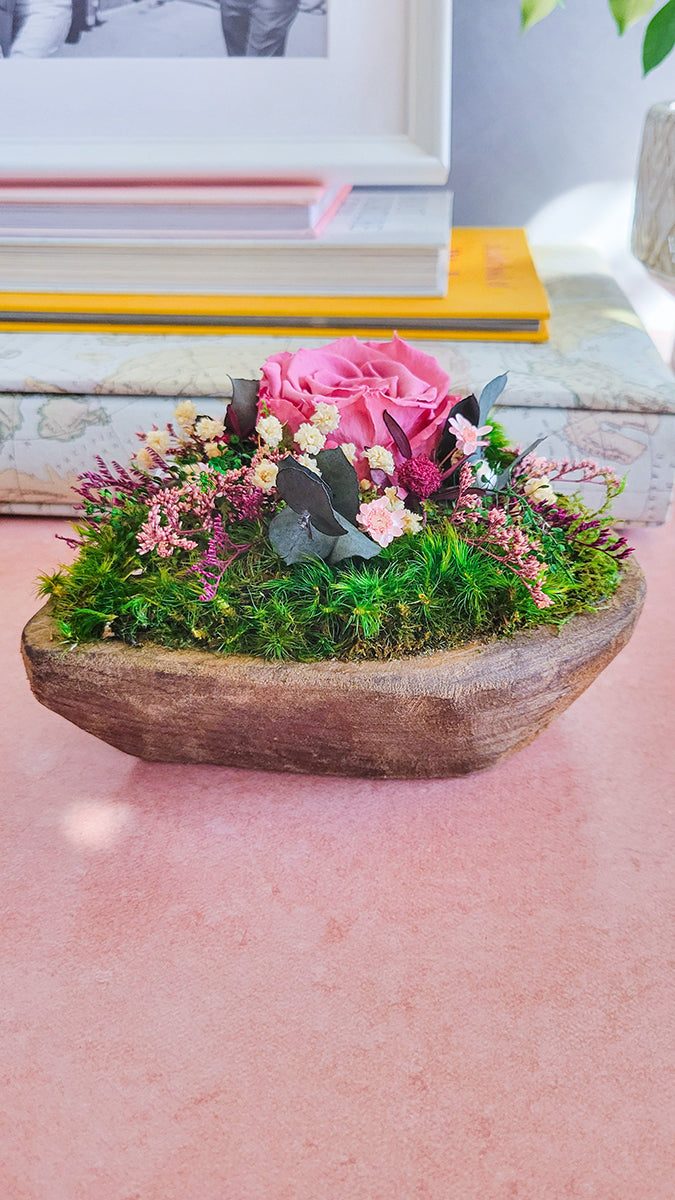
<box><xmin>258</xmin><ymin>335</ymin><xmax>459</xmax><ymax>478</ymax></box>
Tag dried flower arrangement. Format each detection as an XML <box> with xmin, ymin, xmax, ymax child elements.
<box><xmin>40</xmin><ymin>337</ymin><xmax>633</xmax><ymax>664</ymax></box>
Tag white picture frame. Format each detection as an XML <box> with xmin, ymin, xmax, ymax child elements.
<box><xmin>0</xmin><ymin>0</ymin><xmax>451</xmax><ymax>185</ymax></box>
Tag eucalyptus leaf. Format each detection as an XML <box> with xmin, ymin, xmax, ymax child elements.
<box><xmin>643</xmin><ymin>0</ymin><xmax>675</xmax><ymax>71</ymax></box>
<box><xmin>520</xmin><ymin>0</ymin><xmax>561</xmax><ymax>31</ymax></box>
<box><xmin>275</xmin><ymin>456</ymin><xmax>345</xmax><ymax>537</ymax></box>
<box><xmin>268</xmin><ymin>507</ymin><xmax>336</xmax><ymax>565</ymax></box>
<box><xmin>315</xmin><ymin>448</ymin><xmax>360</xmax><ymax>523</ymax></box>
<box><xmin>610</xmin><ymin>0</ymin><xmax>655</xmax><ymax>33</ymax></box>
<box><xmin>478</xmin><ymin>373</ymin><xmax>509</xmax><ymax>427</ymax></box>
<box><xmin>268</xmin><ymin>506</ymin><xmax>381</xmax><ymax>566</ymax></box>
<box><xmin>327</xmin><ymin>519</ymin><xmax>383</xmax><ymax>564</ymax></box>
<box><xmin>493</xmin><ymin>436</ymin><xmax>546</xmax><ymax>491</ymax></box>
<box><xmin>227</xmin><ymin>378</ymin><xmax>259</xmax><ymax>436</ymax></box>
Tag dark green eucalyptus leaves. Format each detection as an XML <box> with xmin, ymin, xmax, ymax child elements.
<box><xmin>269</xmin><ymin>452</ymin><xmax>380</xmax><ymax>567</ymax></box>
<box><xmin>226</xmin><ymin>378</ymin><xmax>260</xmax><ymax>437</ymax></box>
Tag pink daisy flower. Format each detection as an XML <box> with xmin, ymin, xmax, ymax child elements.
<box><xmin>445</xmin><ymin>413</ymin><xmax>492</xmax><ymax>457</ymax></box>
<box><xmin>356</xmin><ymin>496</ymin><xmax>406</xmax><ymax>548</ymax></box>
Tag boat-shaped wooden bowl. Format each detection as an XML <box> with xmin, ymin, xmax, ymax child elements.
<box><xmin>21</xmin><ymin>560</ymin><xmax>645</xmax><ymax>779</ymax></box>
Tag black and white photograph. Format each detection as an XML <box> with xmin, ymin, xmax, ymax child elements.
<box><xmin>0</xmin><ymin>0</ymin><xmax>447</xmax><ymax>188</ymax></box>
<box><xmin>0</xmin><ymin>0</ymin><xmax>328</xmax><ymax>58</ymax></box>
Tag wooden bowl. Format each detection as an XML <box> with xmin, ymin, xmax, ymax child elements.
<box><xmin>21</xmin><ymin>560</ymin><xmax>645</xmax><ymax>778</ymax></box>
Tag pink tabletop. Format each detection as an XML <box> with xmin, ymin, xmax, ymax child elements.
<box><xmin>2</xmin><ymin>515</ymin><xmax>674</xmax><ymax>1200</ymax></box>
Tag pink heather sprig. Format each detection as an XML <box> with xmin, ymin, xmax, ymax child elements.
<box><xmin>449</xmin><ymin>463</ymin><xmax>483</xmax><ymax>524</ymax></box>
<box><xmin>465</xmin><ymin>507</ymin><xmax>553</xmax><ymax>609</ymax></box>
<box><xmin>189</xmin><ymin>513</ymin><xmax>250</xmax><ymax>601</ymax></box>
<box><xmin>137</xmin><ymin>500</ymin><xmax>199</xmax><ymax>559</ymax></box>
<box><xmin>55</xmin><ymin>532</ymin><xmax>85</xmax><ymax>549</ymax></box>
<box><xmin>136</xmin><ymin>462</ymin><xmax>273</xmax><ymax>558</ymax></box>
<box><xmin>531</xmin><ymin>501</ymin><xmax>634</xmax><ymax>561</ymax></box>
<box><xmin>452</xmin><ymin>470</ymin><xmax>552</xmax><ymax>609</ymax></box>
<box><xmin>74</xmin><ymin>454</ymin><xmax>161</xmax><ymax>511</ymax></box>
<box><xmin>548</xmin><ymin>458</ymin><xmax>621</xmax><ymax>490</ymax></box>
<box><xmin>137</xmin><ymin>476</ymin><xmax>221</xmax><ymax>558</ymax></box>
<box><xmin>216</xmin><ymin>462</ymin><xmax>272</xmax><ymax>522</ymax></box>
<box><xmin>517</xmin><ymin>453</ymin><xmax>621</xmax><ymax>494</ymax></box>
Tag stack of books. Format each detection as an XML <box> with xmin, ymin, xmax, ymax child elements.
<box><xmin>0</xmin><ymin>179</ymin><xmax>550</xmax><ymax>341</ymax></box>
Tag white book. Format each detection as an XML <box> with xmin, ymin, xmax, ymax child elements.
<box><xmin>0</xmin><ymin>189</ymin><xmax>453</xmax><ymax>298</ymax></box>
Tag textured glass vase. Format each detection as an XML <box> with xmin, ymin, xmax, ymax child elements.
<box><xmin>632</xmin><ymin>101</ymin><xmax>675</xmax><ymax>297</ymax></box>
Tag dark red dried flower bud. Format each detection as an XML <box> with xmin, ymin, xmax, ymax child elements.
<box><xmin>397</xmin><ymin>456</ymin><xmax>443</xmax><ymax>499</ymax></box>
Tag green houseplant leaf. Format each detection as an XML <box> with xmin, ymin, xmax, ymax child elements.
<box><xmin>643</xmin><ymin>0</ymin><xmax>675</xmax><ymax>71</ymax></box>
<box><xmin>521</xmin><ymin>0</ymin><xmax>675</xmax><ymax>69</ymax></box>
<box><xmin>520</xmin><ymin>0</ymin><xmax>562</xmax><ymax>32</ymax></box>
<box><xmin>610</xmin><ymin>0</ymin><xmax>656</xmax><ymax>33</ymax></box>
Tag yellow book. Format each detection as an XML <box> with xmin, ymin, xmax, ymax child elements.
<box><xmin>0</xmin><ymin>228</ymin><xmax>549</xmax><ymax>342</ymax></box>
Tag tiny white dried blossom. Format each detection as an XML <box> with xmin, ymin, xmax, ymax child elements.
<box><xmin>384</xmin><ymin>486</ymin><xmax>405</xmax><ymax>511</ymax></box>
<box><xmin>135</xmin><ymin>446</ymin><xmax>157</xmax><ymax>471</ymax></box>
<box><xmin>183</xmin><ymin>461</ymin><xmax>211</xmax><ymax>477</ymax></box>
<box><xmin>204</xmin><ymin>441</ymin><xmax>222</xmax><ymax>459</ymax></box>
<box><xmin>196</xmin><ymin>416</ymin><xmax>225</xmax><ymax>442</ymax></box>
<box><xmin>523</xmin><ymin>475</ymin><xmax>556</xmax><ymax>504</ymax></box>
<box><xmin>364</xmin><ymin>445</ymin><xmax>395</xmax><ymax>475</ymax></box>
<box><xmin>296</xmin><ymin>454</ymin><xmax>321</xmax><ymax>475</ymax></box>
<box><xmin>400</xmin><ymin>508</ymin><xmax>423</xmax><ymax>535</ymax></box>
<box><xmin>145</xmin><ymin>429</ymin><xmax>171</xmax><ymax>455</ymax></box>
<box><xmin>251</xmin><ymin>459</ymin><xmax>279</xmax><ymax>492</ymax></box>
<box><xmin>256</xmin><ymin>414</ymin><xmax>284</xmax><ymax>448</ymax></box>
<box><xmin>310</xmin><ymin>402</ymin><xmax>340</xmax><ymax>434</ymax></box>
<box><xmin>173</xmin><ymin>400</ymin><xmax>198</xmax><ymax>427</ymax></box>
<box><xmin>474</xmin><ymin>462</ymin><xmax>497</xmax><ymax>490</ymax></box>
<box><xmin>340</xmin><ymin>443</ymin><xmax>357</xmax><ymax>466</ymax></box>
<box><xmin>294</xmin><ymin>423</ymin><xmax>326</xmax><ymax>455</ymax></box>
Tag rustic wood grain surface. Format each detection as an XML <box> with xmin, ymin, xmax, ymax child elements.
<box><xmin>21</xmin><ymin>560</ymin><xmax>646</xmax><ymax>778</ymax></box>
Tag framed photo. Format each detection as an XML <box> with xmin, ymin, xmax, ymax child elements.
<box><xmin>0</xmin><ymin>0</ymin><xmax>451</xmax><ymax>184</ymax></box>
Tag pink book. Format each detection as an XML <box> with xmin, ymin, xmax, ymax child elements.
<box><xmin>0</xmin><ymin>182</ymin><xmax>352</xmax><ymax>239</ymax></box>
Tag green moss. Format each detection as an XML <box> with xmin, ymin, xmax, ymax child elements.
<box><xmin>39</xmin><ymin>494</ymin><xmax>626</xmax><ymax>662</ymax></box>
